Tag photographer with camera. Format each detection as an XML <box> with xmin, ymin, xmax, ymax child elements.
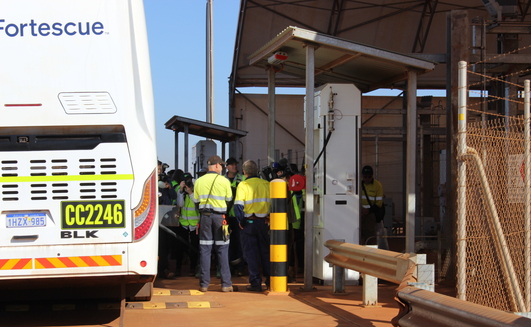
<box><xmin>175</xmin><ymin>172</ymin><xmax>200</xmax><ymax>277</ymax></box>
<box><xmin>168</xmin><ymin>169</ymin><xmax>184</xmax><ymax>205</ymax></box>
<box><xmin>158</xmin><ymin>161</ymin><xmax>176</xmax><ymax>205</ymax></box>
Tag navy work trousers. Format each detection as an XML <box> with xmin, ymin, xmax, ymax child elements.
<box><xmin>240</xmin><ymin>218</ymin><xmax>270</xmax><ymax>288</ymax></box>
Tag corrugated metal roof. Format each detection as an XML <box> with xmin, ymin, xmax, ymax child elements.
<box><xmin>230</xmin><ymin>0</ymin><xmax>531</xmax><ymax>92</ymax></box>
<box><xmin>247</xmin><ymin>26</ymin><xmax>436</xmax><ymax>92</ymax></box>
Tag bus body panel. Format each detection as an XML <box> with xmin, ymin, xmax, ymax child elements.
<box><xmin>0</xmin><ymin>241</ymin><xmax>157</xmax><ymax>279</ymax></box>
<box><xmin>0</xmin><ymin>0</ymin><xmax>158</xmax><ymax>285</ymax></box>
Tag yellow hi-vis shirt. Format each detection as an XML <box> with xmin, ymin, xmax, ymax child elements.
<box><xmin>224</xmin><ymin>172</ymin><xmax>245</xmax><ymax>217</ymax></box>
<box><xmin>193</xmin><ymin>172</ymin><xmax>233</xmax><ymax>213</ymax></box>
<box><xmin>234</xmin><ymin>177</ymin><xmax>270</xmax><ymax>217</ymax></box>
<box><xmin>361</xmin><ymin>178</ymin><xmax>384</xmax><ymax>209</ymax></box>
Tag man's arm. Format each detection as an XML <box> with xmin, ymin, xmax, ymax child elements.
<box><xmin>234</xmin><ymin>204</ymin><xmax>245</xmax><ymax>226</ymax></box>
<box><xmin>176</xmin><ymin>190</ymin><xmax>185</xmax><ymax>207</ymax></box>
<box><xmin>224</xmin><ymin>179</ymin><xmax>233</xmax><ymax>203</ymax></box>
<box><xmin>234</xmin><ymin>182</ymin><xmax>246</xmax><ymax>227</ymax></box>
<box><xmin>192</xmin><ymin>180</ymin><xmax>200</xmax><ymax>203</ymax></box>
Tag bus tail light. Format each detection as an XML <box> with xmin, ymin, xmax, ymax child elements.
<box><xmin>133</xmin><ymin>172</ymin><xmax>157</xmax><ymax>241</ymax></box>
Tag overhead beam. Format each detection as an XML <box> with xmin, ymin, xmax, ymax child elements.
<box><xmin>337</xmin><ymin>2</ymin><xmax>424</xmax><ymax>35</ymax></box>
<box><xmin>327</xmin><ymin>0</ymin><xmax>345</xmax><ymax>36</ymax></box>
<box><xmin>412</xmin><ymin>0</ymin><xmax>439</xmax><ymax>53</ymax></box>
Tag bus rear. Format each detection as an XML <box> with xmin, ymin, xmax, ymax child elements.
<box><xmin>0</xmin><ymin>0</ymin><xmax>158</xmax><ymax>300</ymax></box>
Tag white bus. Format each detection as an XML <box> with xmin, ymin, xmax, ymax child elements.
<box><xmin>0</xmin><ymin>0</ymin><xmax>158</xmax><ymax>300</ymax></box>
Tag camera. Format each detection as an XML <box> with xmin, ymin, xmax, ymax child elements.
<box><xmin>261</xmin><ymin>158</ymin><xmax>296</xmax><ymax>181</ymax></box>
<box><xmin>158</xmin><ymin>162</ymin><xmax>170</xmax><ymax>182</ymax></box>
<box><xmin>261</xmin><ymin>159</ymin><xmax>305</xmax><ymax>191</ymax></box>
<box><xmin>182</xmin><ymin>179</ymin><xmax>193</xmax><ymax>193</ymax></box>
<box><xmin>261</xmin><ymin>165</ymin><xmax>274</xmax><ymax>181</ymax></box>
<box><xmin>181</xmin><ymin>172</ymin><xmax>194</xmax><ymax>192</ymax></box>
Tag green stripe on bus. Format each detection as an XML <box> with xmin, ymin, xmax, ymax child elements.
<box><xmin>0</xmin><ymin>174</ymin><xmax>134</xmax><ymax>183</ymax></box>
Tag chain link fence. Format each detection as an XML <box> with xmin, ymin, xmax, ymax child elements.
<box><xmin>457</xmin><ymin>58</ymin><xmax>530</xmax><ymax>313</ymax></box>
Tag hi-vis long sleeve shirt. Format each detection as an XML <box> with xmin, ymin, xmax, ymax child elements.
<box><xmin>361</xmin><ymin>178</ymin><xmax>383</xmax><ymax>209</ymax></box>
<box><xmin>234</xmin><ymin>176</ymin><xmax>270</xmax><ymax>225</ymax></box>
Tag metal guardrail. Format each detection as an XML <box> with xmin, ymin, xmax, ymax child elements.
<box><xmin>396</xmin><ymin>286</ymin><xmax>531</xmax><ymax>327</ymax></box>
<box><xmin>324</xmin><ymin>239</ymin><xmax>530</xmax><ymax>326</ymax></box>
<box><xmin>324</xmin><ymin>239</ymin><xmax>429</xmax><ymax>307</ymax></box>
<box><xmin>324</xmin><ymin>240</ymin><xmax>418</xmax><ymax>284</ymax></box>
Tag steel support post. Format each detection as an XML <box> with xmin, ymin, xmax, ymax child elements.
<box><xmin>304</xmin><ymin>44</ymin><xmax>316</xmax><ymax>291</ymax></box>
<box><xmin>332</xmin><ymin>265</ymin><xmax>345</xmax><ymax>294</ymax></box>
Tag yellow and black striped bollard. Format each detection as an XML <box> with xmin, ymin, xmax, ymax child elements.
<box><xmin>269</xmin><ymin>178</ymin><xmax>289</xmax><ymax>293</ymax></box>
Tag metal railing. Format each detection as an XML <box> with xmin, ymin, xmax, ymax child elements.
<box><xmin>323</xmin><ymin>239</ymin><xmax>530</xmax><ymax>326</ymax></box>
<box><xmin>395</xmin><ymin>286</ymin><xmax>531</xmax><ymax>327</ymax></box>
<box><xmin>324</xmin><ymin>240</ymin><xmax>432</xmax><ymax>307</ymax></box>
<box><xmin>324</xmin><ymin>240</ymin><xmax>420</xmax><ymax>284</ymax></box>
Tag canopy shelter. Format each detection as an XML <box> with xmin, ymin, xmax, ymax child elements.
<box><xmin>247</xmin><ymin>26</ymin><xmax>436</xmax><ymax>92</ymax></box>
<box><xmin>164</xmin><ymin>115</ymin><xmax>248</xmax><ymax>171</ymax></box>
<box><xmin>245</xmin><ymin>26</ymin><xmax>435</xmax><ymax>289</ymax></box>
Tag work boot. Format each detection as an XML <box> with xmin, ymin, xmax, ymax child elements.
<box><xmin>231</xmin><ymin>265</ymin><xmax>244</xmax><ymax>277</ymax></box>
<box><xmin>163</xmin><ymin>269</ymin><xmax>175</xmax><ymax>279</ymax></box>
<box><xmin>199</xmin><ymin>287</ymin><xmax>208</xmax><ymax>292</ymax></box>
<box><xmin>230</xmin><ymin>257</ymin><xmax>243</xmax><ymax>266</ymax></box>
<box><xmin>221</xmin><ymin>286</ymin><xmax>233</xmax><ymax>292</ymax></box>
<box><xmin>246</xmin><ymin>285</ymin><xmax>262</xmax><ymax>292</ymax></box>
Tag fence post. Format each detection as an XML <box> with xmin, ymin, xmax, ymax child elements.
<box><xmin>457</xmin><ymin>60</ymin><xmax>468</xmax><ymax>301</ymax></box>
<box><xmin>332</xmin><ymin>265</ymin><xmax>345</xmax><ymax>293</ymax></box>
<box><xmin>362</xmin><ymin>245</ymin><xmax>378</xmax><ymax>306</ymax></box>
<box><xmin>331</xmin><ymin>238</ymin><xmax>346</xmax><ymax>294</ymax></box>
<box><xmin>525</xmin><ymin>79</ymin><xmax>530</xmax><ymax>312</ymax></box>
<box><xmin>408</xmin><ymin>253</ymin><xmax>435</xmax><ymax>292</ymax></box>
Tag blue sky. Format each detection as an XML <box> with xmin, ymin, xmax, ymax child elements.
<box><xmin>144</xmin><ymin>0</ymin><xmax>240</xmax><ymax>172</ymax></box>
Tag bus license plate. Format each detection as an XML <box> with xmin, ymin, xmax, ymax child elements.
<box><xmin>6</xmin><ymin>213</ymin><xmax>47</xmax><ymax>228</ymax></box>
<box><xmin>61</xmin><ymin>200</ymin><xmax>126</xmax><ymax>229</ymax></box>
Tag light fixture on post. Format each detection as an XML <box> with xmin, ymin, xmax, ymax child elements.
<box><xmin>267</xmin><ymin>51</ymin><xmax>288</xmax><ymax>66</ymax></box>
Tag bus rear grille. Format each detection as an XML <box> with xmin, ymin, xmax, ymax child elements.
<box><xmin>1</xmin><ymin>158</ymin><xmax>122</xmax><ymax>201</ymax></box>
